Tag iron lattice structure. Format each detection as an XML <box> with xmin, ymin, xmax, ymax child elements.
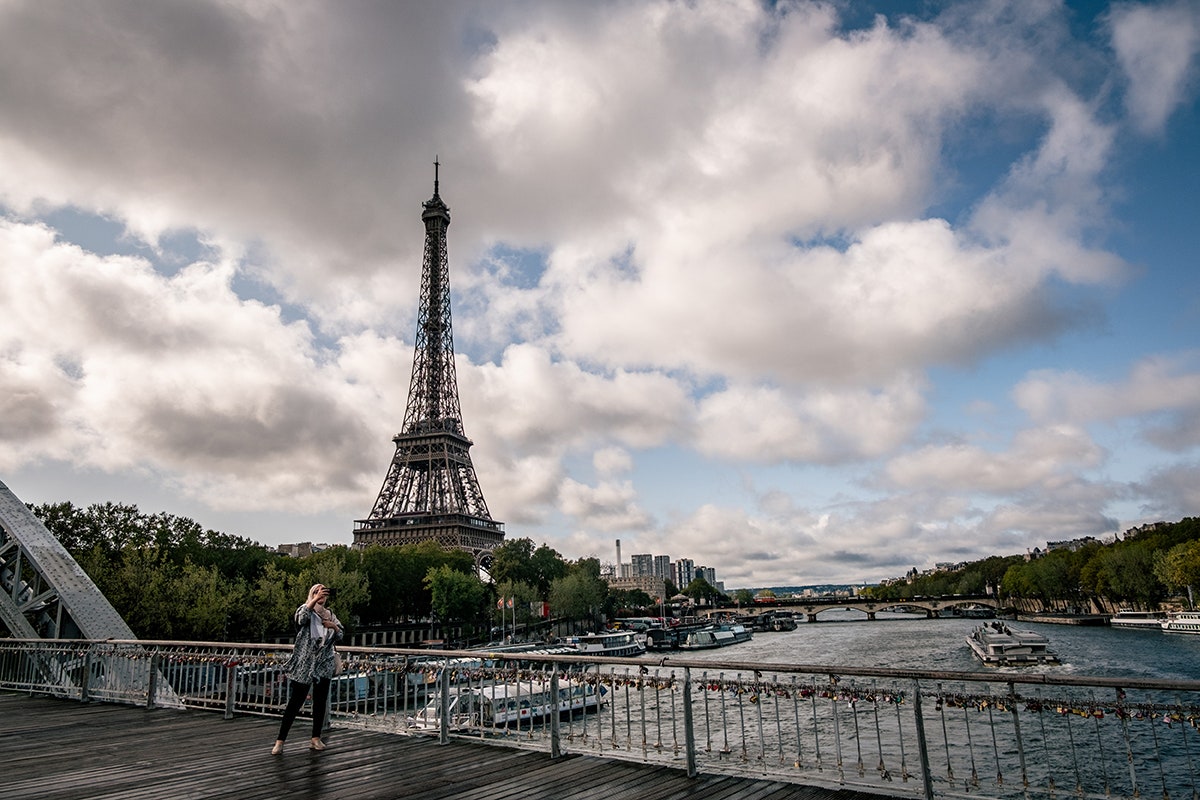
<box><xmin>353</xmin><ymin>167</ymin><xmax>504</xmax><ymax>562</ymax></box>
<box><xmin>0</xmin><ymin>478</ymin><xmax>136</xmax><ymax>640</ymax></box>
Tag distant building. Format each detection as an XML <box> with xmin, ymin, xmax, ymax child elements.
<box><xmin>675</xmin><ymin>558</ymin><xmax>695</xmax><ymax>588</ymax></box>
<box><xmin>608</xmin><ymin>576</ymin><xmax>667</xmax><ymax>603</ymax></box>
<box><xmin>653</xmin><ymin>554</ymin><xmax>672</xmax><ymax>580</ymax></box>
<box><xmin>630</xmin><ymin>553</ymin><xmax>654</xmax><ymax>577</ymax></box>
<box><xmin>1046</xmin><ymin>536</ymin><xmax>1098</xmax><ymax>552</ymax></box>
<box><xmin>276</xmin><ymin>542</ymin><xmax>330</xmax><ymax>558</ymax></box>
<box><xmin>1123</xmin><ymin>522</ymin><xmax>1167</xmax><ymax>540</ymax></box>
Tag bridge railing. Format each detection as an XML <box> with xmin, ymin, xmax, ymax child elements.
<box><xmin>2</xmin><ymin>638</ymin><xmax>1198</xmax><ymax>800</ymax></box>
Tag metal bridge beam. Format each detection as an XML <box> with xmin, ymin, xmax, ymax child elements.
<box><xmin>0</xmin><ymin>478</ymin><xmax>137</xmax><ymax>640</ymax></box>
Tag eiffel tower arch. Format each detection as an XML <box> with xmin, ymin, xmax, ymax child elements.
<box><xmin>353</xmin><ymin>165</ymin><xmax>505</xmax><ymax>568</ymax></box>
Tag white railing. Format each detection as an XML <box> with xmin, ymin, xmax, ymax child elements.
<box><xmin>1</xmin><ymin>638</ymin><xmax>1197</xmax><ymax>800</ymax></box>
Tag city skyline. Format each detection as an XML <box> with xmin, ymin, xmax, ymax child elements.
<box><xmin>1</xmin><ymin>1</ymin><xmax>1198</xmax><ymax>587</ymax></box>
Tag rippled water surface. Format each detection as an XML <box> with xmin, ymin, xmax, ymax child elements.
<box><xmin>641</xmin><ymin>611</ymin><xmax>1200</xmax><ymax>682</ymax></box>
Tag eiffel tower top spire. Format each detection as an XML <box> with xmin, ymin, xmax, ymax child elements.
<box><xmin>353</xmin><ymin>165</ymin><xmax>504</xmax><ymax>560</ymax></box>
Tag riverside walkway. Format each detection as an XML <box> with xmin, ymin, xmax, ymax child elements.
<box><xmin>3</xmin><ymin>692</ymin><xmax>893</xmax><ymax>800</ymax></box>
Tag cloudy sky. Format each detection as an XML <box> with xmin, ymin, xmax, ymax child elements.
<box><xmin>1</xmin><ymin>0</ymin><xmax>1198</xmax><ymax>589</ymax></box>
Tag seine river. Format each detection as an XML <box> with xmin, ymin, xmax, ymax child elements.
<box><xmin>649</xmin><ymin>610</ymin><xmax>1200</xmax><ymax>682</ymax></box>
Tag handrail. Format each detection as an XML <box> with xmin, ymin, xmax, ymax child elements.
<box><xmin>3</xmin><ymin>638</ymin><xmax>1198</xmax><ymax>800</ymax></box>
<box><xmin>8</xmin><ymin>637</ymin><xmax>1197</xmax><ymax>693</ymax></box>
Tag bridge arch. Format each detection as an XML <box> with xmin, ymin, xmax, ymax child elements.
<box><xmin>797</xmin><ymin>596</ymin><xmax>1000</xmax><ymax>621</ymax></box>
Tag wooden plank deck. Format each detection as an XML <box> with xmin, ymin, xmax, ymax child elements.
<box><xmin>2</xmin><ymin>692</ymin><xmax>903</xmax><ymax>800</ymax></box>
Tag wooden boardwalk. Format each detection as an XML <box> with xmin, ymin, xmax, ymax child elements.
<box><xmin>2</xmin><ymin>692</ymin><xmax>904</xmax><ymax>800</ymax></box>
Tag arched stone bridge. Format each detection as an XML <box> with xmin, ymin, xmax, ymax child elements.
<box><xmin>732</xmin><ymin>594</ymin><xmax>1002</xmax><ymax>622</ymax></box>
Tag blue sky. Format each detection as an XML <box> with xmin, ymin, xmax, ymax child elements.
<box><xmin>1</xmin><ymin>0</ymin><xmax>1198</xmax><ymax>588</ymax></box>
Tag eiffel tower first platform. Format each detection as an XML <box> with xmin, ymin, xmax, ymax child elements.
<box><xmin>353</xmin><ymin>165</ymin><xmax>504</xmax><ymax>565</ymax></box>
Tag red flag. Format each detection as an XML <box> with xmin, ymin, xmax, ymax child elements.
<box><xmin>497</xmin><ymin>597</ymin><xmax>504</xmax><ymax>610</ymax></box>
<box><xmin>506</xmin><ymin>597</ymin><xmax>514</xmax><ymax>609</ymax></box>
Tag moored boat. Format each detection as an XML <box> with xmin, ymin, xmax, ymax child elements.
<box><xmin>411</xmin><ymin>678</ymin><xmax>606</xmax><ymax>730</ymax></box>
<box><xmin>1160</xmin><ymin>611</ymin><xmax>1200</xmax><ymax>634</ymax></box>
<box><xmin>678</xmin><ymin>623</ymin><xmax>753</xmax><ymax>651</ymax></box>
<box><xmin>572</xmin><ymin>629</ymin><xmax>647</xmax><ymax>657</ymax></box>
<box><xmin>966</xmin><ymin>622</ymin><xmax>1059</xmax><ymax>665</ymax></box>
<box><xmin>1109</xmin><ymin>609</ymin><xmax>1166</xmax><ymax>629</ymax></box>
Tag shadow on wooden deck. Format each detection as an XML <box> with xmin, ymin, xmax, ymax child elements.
<box><xmin>2</xmin><ymin>692</ymin><xmax>906</xmax><ymax>800</ymax></box>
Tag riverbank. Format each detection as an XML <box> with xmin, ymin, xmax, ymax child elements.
<box><xmin>1016</xmin><ymin>612</ymin><xmax>1109</xmax><ymax>626</ymax></box>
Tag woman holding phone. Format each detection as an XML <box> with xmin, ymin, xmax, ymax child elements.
<box><xmin>272</xmin><ymin>583</ymin><xmax>342</xmax><ymax>754</ymax></box>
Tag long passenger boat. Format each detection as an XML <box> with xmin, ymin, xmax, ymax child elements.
<box><xmin>678</xmin><ymin>623</ymin><xmax>753</xmax><ymax>651</ymax></box>
<box><xmin>966</xmin><ymin>622</ymin><xmax>1060</xmax><ymax>665</ymax></box>
<box><xmin>410</xmin><ymin>678</ymin><xmax>606</xmax><ymax>730</ymax></box>
<box><xmin>1109</xmin><ymin>609</ymin><xmax>1166</xmax><ymax>629</ymax></box>
<box><xmin>571</xmin><ymin>629</ymin><xmax>647</xmax><ymax>657</ymax></box>
<box><xmin>1160</xmin><ymin>610</ymin><xmax>1200</xmax><ymax>634</ymax></box>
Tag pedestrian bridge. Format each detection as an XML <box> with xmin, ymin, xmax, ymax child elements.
<box><xmin>2</xmin><ymin>637</ymin><xmax>1196</xmax><ymax>800</ymax></box>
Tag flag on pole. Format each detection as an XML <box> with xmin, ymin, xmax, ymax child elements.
<box><xmin>506</xmin><ymin>597</ymin><xmax>514</xmax><ymax>609</ymax></box>
<box><xmin>497</xmin><ymin>597</ymin><xmax>504</xmax><ymax>610</ymax></box>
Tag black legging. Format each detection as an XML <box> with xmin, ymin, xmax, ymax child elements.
<box><xmin>276</xmin><ymin>677</ymin><xmax>331</xmax><ymax>741</ymax></box>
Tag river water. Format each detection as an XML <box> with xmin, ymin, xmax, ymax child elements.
<box><xmin>613</xmin><ymin>611</ymin><xmax>1200</xmax><ymax>798</ymax></box>
<box><xmin>646</xmin><ymin>610</ymin><xmax>1200</xmax><ymax>682</ymax></box>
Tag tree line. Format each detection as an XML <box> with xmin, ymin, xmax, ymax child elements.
<box><xmin>861</xmin><ymin>517</ymin><xmax>1200</xmax><ymax>610</ymax></box>
<box><xmin>29</xmin><ymin>501</ymin><xmax>727</xmax><ymax>642</ymax></box>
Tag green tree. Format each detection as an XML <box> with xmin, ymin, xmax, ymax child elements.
<box><xmin>426</xmin><ymin>565</ymin><xmax>487</xmax><ymax>625</ymax></box>
<box><xmin>1154</xmin><ymin>539</ymin><xmax>1200</xmax><ymax>606</ymax></box>
<box><xmin>296</xmin><ymin>546</ymin><xmax>369</xmax><ymax>628</ymax></box>
<box><xmin>1094</xmin><ymin>544</ymin><xmax>1164</xmax><ymax>606</ymax></box>
<box><xmin>246</xmin><ymin>562</ymin><xmax>306</xmax><ymax>640</ymax></box>
<box><xmin>684</xmin><ymin>576</ymin><xmax>724</xmax><ymax>604</ymax></box>
<box><xmin>1000</xmin><ymin>563</ymin><xmax>1036</xmax><ymax>599</ymax></box>
<box><xmin>489</xmin><ymin>538</ymin><xmax>570</xmax><ymax>599</ymax></box>
<box><xmin>107</xmin><ymin>546</ymin><xmax>178</xmax><ymax>638</ymax></box>
<box><xmin>490</xmin><ymin>538</ymin><xmax>538</xmax><ymax>588</ymax></box>
<box><xmin>357</xmin><ymin>541</ymin><xmax>471</xmax><ymax>624</ymax></box>
<box><xmin>550</xmin><ymin>570</ymin><xmax>607</xmax><ymax>631</ymax></box>
<box><xmin>173</xmin><ymin>561</ymin><xmax>245</xmax><ymax>641</ymax></box>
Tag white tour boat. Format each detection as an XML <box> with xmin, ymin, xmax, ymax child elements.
<box><xmin>411</xmin><ymin>678</ymin><xmax>606</xmax><ymax>730</ymax></box>
<box><xmin>1160</xmin><ymin>610</ymin><xmax>1200</xmax><ymax>635</ymax></box>
<box><xmin>1109</xmin><ymin>609</ymin><xmax>1166</xmax><ymax>629</ymax></box>
<box><xmin>572</xmin><ymin>629</ymin><xmax>647</xmax><ymax>657</ymax></box>
<box><xmin>966</xmin><ymin>622</ymin><xmax>1060</xmax><ymax>665</ymax></box>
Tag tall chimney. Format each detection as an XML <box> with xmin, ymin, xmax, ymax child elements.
<box><xmin>615</xmin><ymin>539</ymin><xmax>622</xmax><ymax>570</ymax></box>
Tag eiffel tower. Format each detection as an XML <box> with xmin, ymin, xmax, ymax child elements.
<box><xmin>353</xmin><ymin>164</ymin><xmax>504</xmax><ymax>565</ymax></box>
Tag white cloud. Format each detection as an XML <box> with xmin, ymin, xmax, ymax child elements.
<box><xmin>0</xmin><ymin>218</ymin><xmax>380</xmax><ymax>511</ymax></box>
<box><xmin>695</xmin><ymin>376</ymin><xmax>927</xmax><ymax>463</ymax></box>
<box><xmin>558</xmin><ymin>477</ymin><xmax>652</xmax><ymax>533</ymax></box>
<box><xmin>883</xmin><ymin>426</ymin><xmax>1105</xmax><ymax>493</ymax></box>
<box><xmin>1014</xmin><ymin>354</ymin><xmax>1200</xmax><ymax>450</ymax></box>
<box><xmin>1109</xmin><ymin>1</ymin><xmax>1200</xmax><ymax>135</ymax></box>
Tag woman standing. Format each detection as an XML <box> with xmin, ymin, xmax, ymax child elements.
<box><xmin>272</xmin><ymin>583</ymin><xmax>342</xmax><ymax>754</ymax></box>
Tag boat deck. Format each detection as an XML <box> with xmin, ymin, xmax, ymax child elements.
<box><xmin>3</xmin><ymin>692</ymin><xmax>901</xmax><ymax>800</ymax></box>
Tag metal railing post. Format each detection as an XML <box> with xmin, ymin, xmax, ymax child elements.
<box><xmin>438</xmin><ymin>659</ymin><xmax>451</xmax><ymax>745</ymax></box>
<box><xmin>147</xmin><ymin>652</ymin><xmax>159</xmax><ymax>709</ymax></box>
<box><xmin>79</xmin><ymin>647</ymin><xmax>91</xmax><ymax>703</ymax></box>
<box><xmin>550</xmin><ymin>665</ymin><xmax>561</xmax><ymax>758</ymax></box>
<box><xmin>911</xmin><ymin>678</ymin><xmax>935</xmax><ymax>800</ymax></box>
<box><xmin>223</xmin><ymin>651</ymin><xmax>238</xmax><ymax>720</ymax></box>
<box><xmin>683</xmin><ymin>667</ymin><xmax>697</xmax><ymax>778</ymax></box>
